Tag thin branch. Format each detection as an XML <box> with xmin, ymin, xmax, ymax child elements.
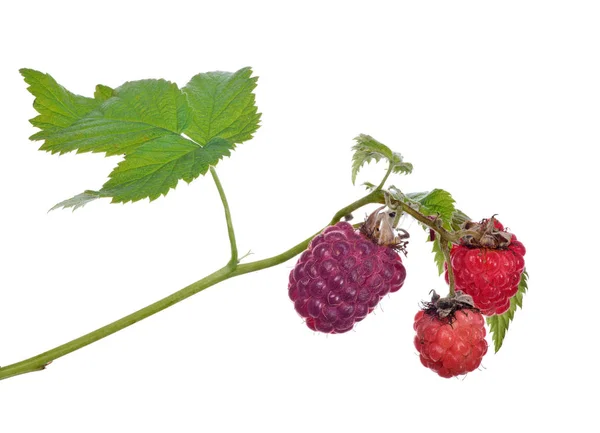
<box><xmin>0</xmin><ymin>190</ymin><xmax>382</xmax><ymax>382</ymax></box>
<box><xmin>210</xmin><ymin>167</ymin><xmax>238</xmax><ymax>265</ymax></box>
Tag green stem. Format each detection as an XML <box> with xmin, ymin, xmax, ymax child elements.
<box><xmin>328</xmin><ymin>190</ymin><xmax>384</xmax><ymax>225</ymax></box>
<box><xmin>440</xmin><ymin>239</ymin><xmax>455</xmax><ymax>296</ymax></box>
<box><xmin>384</xmin><ymin>190</ymin><xmax>460</xmax><ymax>296</ymax></box>
<box><xmin>0</xmin><ymin>265</ymin><xmax>234</xmax><ymax>381</ymax></box>
<box><xmin>375</xmin><ymin>163</ymin><xmax>394</xmax><ymax>191</ymax></box>
<box><xmin>0</xmin><ymin>190</ymin><xmax>382</xmax><ymax>382</ymax></box>
<box><xmin>210</xmin><ymin>167</ymin><xmax>238</xmax><ymax>265</ymax></box>
<box><xmin>394</xmin><ymin>200</ymin><xmax>459</xmax><ymax>244</ymax></box>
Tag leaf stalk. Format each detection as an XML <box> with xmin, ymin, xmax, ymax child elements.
<box><xmin>210</xmin><ymin>167</ymin><xmax>238</xmax><ymax>265</ymax></box>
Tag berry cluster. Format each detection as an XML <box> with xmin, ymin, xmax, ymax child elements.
<box><xmin>288</xmin><ymin>218</ymin><xmax>406</xmax><ymax>334</ymax></box>
<box><xmin>288</xmin><ymin>209</ymin><xmax>525</xmax><ymax>379</ymax></box>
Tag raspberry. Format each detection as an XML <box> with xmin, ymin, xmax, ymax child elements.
<box><xmin>445</xmin><ymin>218</ymin><xmax>526</xmax><ymax>315</ymax></box>
<box><xmin>288</xmin><ymin>211</ymin><xmax>407</xmax><ymax>334</ymax></box>
<box><xmin>413</xmin><ymin>292</ymin><xmax>488</xmax><ymax>378</ymax></box>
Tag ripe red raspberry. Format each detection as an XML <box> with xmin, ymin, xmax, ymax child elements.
<box><xmin>288</xmin><ymin>212</ymin><xmax>407</xmax><ymax>334</ymax></box>
<box><xmin>445</xmin><ymin>218</ymin><xmax>526</xmax><ymax>316</ymax></box>
<box><xmin>413</xmin><ymin>292</ymin><xmax>488</xmax><ymax>378</ymax></box>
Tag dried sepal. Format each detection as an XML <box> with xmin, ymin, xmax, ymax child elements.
<box><xmin>360</xmin><ymin>206</ymin><xmax>409</xmax><ymax>253</ymax></box>
<box><xmin>422</xmin><ymin>290</ymin><xmax>478</xmax><ymax>323</ymax></box>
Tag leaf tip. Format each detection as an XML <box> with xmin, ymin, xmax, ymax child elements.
<box><xmin>49</xmin><ymin>191</ymin><xmax>102</xmax><ymax>212</ymax></box>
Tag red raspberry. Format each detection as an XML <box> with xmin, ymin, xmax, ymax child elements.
<box><xmin>413</xmin><ymin>293</ymin><xmax>488</xmax><ymax>378</ymax></box>
<box><xmin>288</xmin><ymin>217</ymin><xmax>407</xmax><ymax>334</ymax></box>
<box><xmin>445</xmin><ymin>218</ymin><xmax>526</xmax><ymax>315</ymax></box>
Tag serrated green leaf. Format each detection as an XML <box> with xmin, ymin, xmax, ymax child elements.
<box><xmin>431</xmin><ymin>237</ymin><xmax>446</xmax><ymax>276</ymax></box>
<box><xmin>405</xmin><ymin>189</ymin><xmax>456</xmax><ymax>227</ymax></box>
<box><xmin>100</xmin><ymin>136</ymin><xmax>233</xmax><ymax>203</ymax></box>
<box><xmin>22</xmin><ymin>68</ymin><xmax>260</xmax><ymax>207</ymax></box>
<box><xmin>36</xmin><ymin>116</ymin><xmax>175</xmax><ymax>156</ymax></box>
<box><xmin>182</xmin><ymin>67</ymin><xmax>260</xmax><ymax>146</ymax></box>
<box><xmin>390</xmin><ymin>152</ymin><xmax>414</xmax><ymax>176</ymax></box>
<box><xmin>20</xmin><ymin>68</ymin><xmax>100</xmax><ymax>135</ymax></box>
<box><xmin>36</xmin><ymin>79</ymin><xmax>191</xmax><ymax>155</ymax></box>
<box><xmin>104</xmin><ymin>79</ymin><xmax>190</xmax><ymax>132</ymax></box>
<box><xmin>49</xmin><ymin>190</ymin><xmax>104</xmax><ymax>211</ymax></box>
<box><xmin>362</xmin><ymin>181</ymin><xmax>377</xmax><ymax>191</ymax></box>
<box><xmin>351</xmin><ymin>134</ymin><xmax>392</xmax><ymax>185</ymax></box>
<box><xmin>486</xmin><ymin>270</ymin><xmax>529</xmax><ymax>353</ymax></box>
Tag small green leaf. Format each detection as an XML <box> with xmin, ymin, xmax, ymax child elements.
<box><xmin>100</xmin><ymin>136</ymin><xmax>233</xmax><ymax>203</ymax></box>
<box><xmin>49</xmin><ymin>190</ymin><xmax>104</xmax><ymax>211</ymax></box>
<box><xmin>405</xmin><ymin>189</ymin><xmax>456</xmax><ymax>227</ymax></box>
<box><xmin>431</xmin><ymin>237</ymin><xmax>446</xmax><ymax>276</ymax></box>
<box><xmin>486</xmin><ymin>270</ymin><xmax>529</xmax><ymax>353</ymax></box>
<box><xmin>362</xmin><ymin>181</ymin><xmax>377</xmax><ymax>191</ymax></box>
<box><xmin>351</xmin><ymin>134</ymin><xmax>412</xmax><ymax>185</ymax></box>
<box><xmin>182</xmin><ymin>67</ymin><xmax>261</xmax><ymax>146</ymax></box>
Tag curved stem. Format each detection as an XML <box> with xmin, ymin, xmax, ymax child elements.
<box><xmin>375</xmin><ymin>163</ymin><xmax>394</xmax><ymax>191</ymax></box>
<box><xmin>210</xmin><ymin>167</ymin><xmax>238</xmax><ymax>265</ymax></box>
<box><xmin>0</xmin><ymin>190</ymin><xmax>382</xmax><ymax>382</ymax></box>
<box><xmin>329</xmin><ymin>190</ymin><xmax>384</xmax><ymax>225</ymax></box>
<box><xmin>440</xmin><ymin>240</ymin><xmax>455</xmax><ymax>296</ymax></box>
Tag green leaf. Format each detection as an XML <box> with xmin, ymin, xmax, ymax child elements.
<box><xmin>431</xmin><ymin>237</ymin><xmax>446</xmax><ymax>276</ymax></box>
<box><xmin>100</xmin><ymin>136</ymin><xmax>233</xmax><ymax>203</ymax></box>
<box><xmin>362</xmin><ymin>181</ymin><xmax>377</xmax><ymax>191</ymax></box>
<box><xmin>35</xmin><ymin>79</ymin><xmax>191</xmax><ymax>156</ymax></box>
<box><xmin>20</xmin><ymin>68</ymin><xmax>100</xmax><ymax>135</ymax></box>
<box><xmin>351</xmin><ymin>134</ymin><xmax>412</xmax><ymax>185</ymax></box>
<box><xmin>22</xmin><ymin>68</ymin><xmax>260</xmax><ymax>207</ymax></box>
<box><xmin>182</xmin><ymin>67</ymin><xmax>261</xmax><ymax>145</ymax></box>
<box><xmin>37</xmin><ymin>116</ymin><xmax>177</xmax><ymax>156</ymax></box>
<box><xmin>49</xmin><ymin>191</ymin><xmax>104</xmax><ymax>211</ymax></box>
<box><xmin>405</xmin><ymin>189</ymin><xmax>456</xmax><ymax>227</ymax></box>
<box><xmin>390</xmin><ymin>153</ymin><xmax>414</xmax><ymax>177</ymax></box>
<box><xmin>103</xmin><ymin>79</ymin><xmax>190</xmax><ymax>132</ymax></box>
<box><xmin>486</xmin><ymin>270</ymin><xmax>529</xmax><ymax>353</ymax></box>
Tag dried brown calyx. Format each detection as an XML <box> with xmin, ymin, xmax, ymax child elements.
<box><xmin>360</xmin><ymin>206</ymin><xmax>409</xmax><ymax>254</ymax></box>
<box><xmin>422</xmin><ymin>290</ymin><xmax>478</xmax><ymax>324</ymax></box>
<box><xmin>459</xmin><ymin>216</ymin><xmax>513</xmax><ymax>249</ymax></box>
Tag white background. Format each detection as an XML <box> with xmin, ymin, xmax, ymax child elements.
<box><xmin>1</xmin><ymin>1</ymin><xmax>598</xmax><ymax>431</ymax></box>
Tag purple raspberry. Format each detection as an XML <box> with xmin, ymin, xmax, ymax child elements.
<box><xmin>288</xmin><ymin>220</ymin><xmax>407</xmax><ymax>334</ymax></box>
